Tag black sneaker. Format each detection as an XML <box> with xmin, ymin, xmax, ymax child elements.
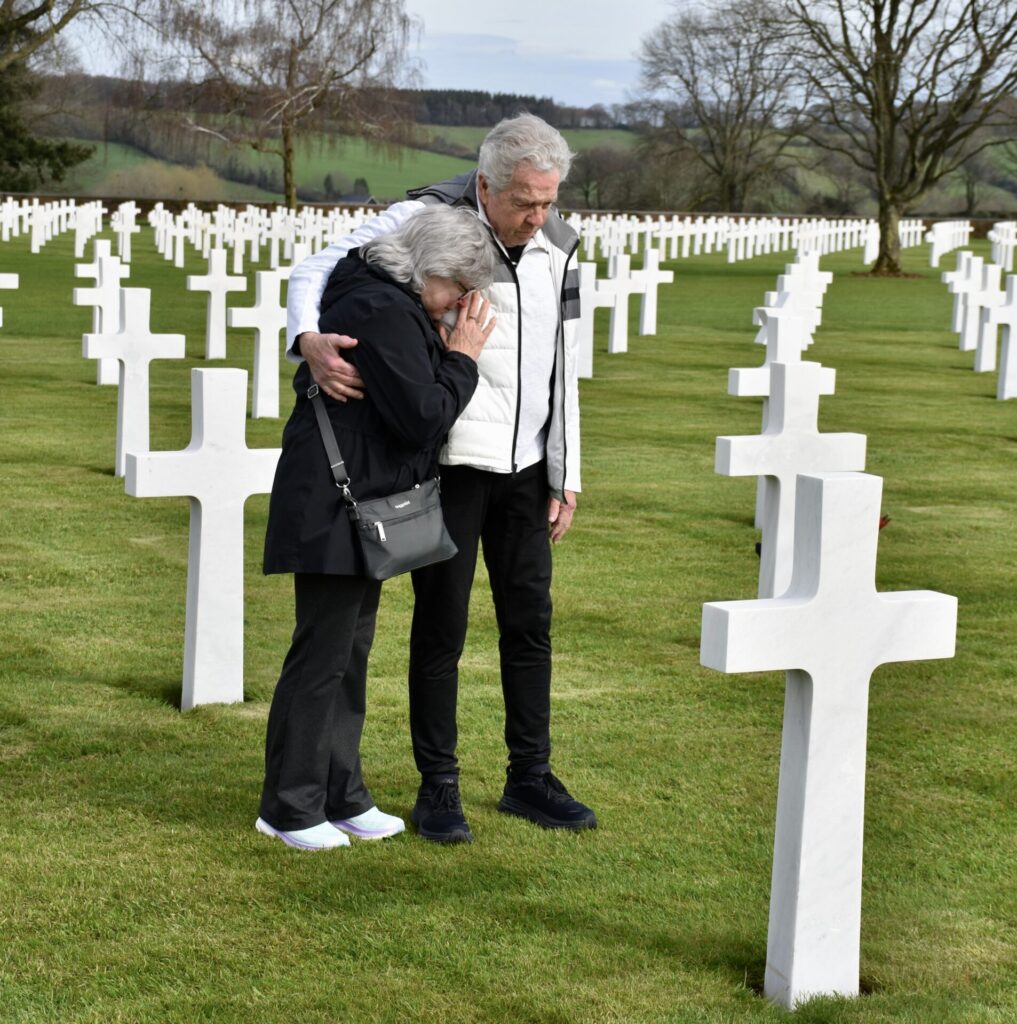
<box><xmin>497</xmin><ymin>771</ymin><xmax>597</xmax><ymax>830</ymax></box>
<box><xmin>411</xmin><ymin>775</ymin><xmax>474</xmax><ymax>844</ymax></box>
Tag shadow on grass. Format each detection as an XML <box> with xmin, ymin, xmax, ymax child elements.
<box><xmin>106</xmin><ymin>671</ymin><xmax>270</xmax><ymax>711</ymax></box>
<box><xmin>108</xmin><ymin>671</ymin><xmax>183</xmax><ymax>710</ymax></box>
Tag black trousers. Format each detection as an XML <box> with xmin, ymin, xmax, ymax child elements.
<box><xmin>408</xmin><ymin>462</ymin><xmax>553</xmax><ymax>778</ymax></box>
<box><xmin>260</xmin><ymin>573</ymin><xmax>382</xmax><ymax>831</ymax></box>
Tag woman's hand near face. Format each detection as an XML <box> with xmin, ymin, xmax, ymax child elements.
<box><xmin>439</xmin><ymin>292</ymin><xmax>496</xmax><ymax>362</ymax></box>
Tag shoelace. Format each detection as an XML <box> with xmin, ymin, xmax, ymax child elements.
<box><xmin>521</xmin><ymin>771</ymin><xmax>572</xmax><ymax>803</ymax></box>
<box><xmin>429</xmin><ymin>779</ymin><xmax>463</xmax><ymax>815</ymax></box>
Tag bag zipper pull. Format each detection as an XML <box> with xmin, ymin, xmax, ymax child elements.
<box><xmin>376</xmin><ymin>521</ymin><xmax>387</xmax><ymax>542</ymax></box>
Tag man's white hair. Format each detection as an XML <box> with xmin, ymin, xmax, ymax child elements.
<box><xmin>478</xmin><ymin>113</ymin><xmax>573</xmax><ymax>193</ymax></box>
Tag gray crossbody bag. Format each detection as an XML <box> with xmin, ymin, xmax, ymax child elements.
<box><xmin>306</xmin><ymin>384</ymin><xmax>458</xmax><ymax>580</ymax></box>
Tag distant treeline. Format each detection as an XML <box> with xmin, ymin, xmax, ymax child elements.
<box><xmin>39</xmin><ymin>75</ymin><xmax>628</xmax><ymax>131</ymax></box>
<box><xmin>390</xmin><ymin>89</ymin><xmax>623</xmax><ymax>129</ymax></box>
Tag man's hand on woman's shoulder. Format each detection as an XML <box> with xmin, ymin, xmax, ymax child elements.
<box><xmin>297</xmin><ymin>332</ymin><xmax>365</xmax><ymax>401</ymax></box>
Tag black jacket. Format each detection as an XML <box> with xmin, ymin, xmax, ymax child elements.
<box><xmin>263</xmin><ymin>252</ymin><xmax>479</xmax><ymax>575</ymax></box>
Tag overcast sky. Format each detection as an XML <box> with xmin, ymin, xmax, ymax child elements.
<box><xmin>67</xmin><ymin>0</ymin><xmax>667</xmax><ymax>109</ymax></box>
<box><xmin>403</xmin><ymin>1</ymin><xmax>669</xmax><ymax>108</ymax></box>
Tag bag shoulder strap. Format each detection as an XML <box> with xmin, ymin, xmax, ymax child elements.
<box><xmin>307</xmin><ymin>384</ymin><xmax>360</xmax><ymax>518</ymax></box>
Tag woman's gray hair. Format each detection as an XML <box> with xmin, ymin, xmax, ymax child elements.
<box><xmin>478</xmin><ymin>113</ymin><xmax>573</xmax><ymax>194</ymax></box>
<box><xmin>360</xmin><ymin>205</ymin><xmax>497</xmax><ymax>294</ymax></box>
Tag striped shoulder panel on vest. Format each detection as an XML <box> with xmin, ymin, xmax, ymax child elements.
<box><xmin>562</xmin><ymin>266</ymin><xmax>580</xmax><ymax>321</ymax></box>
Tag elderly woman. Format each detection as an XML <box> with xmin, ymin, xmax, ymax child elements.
<box><xmin>257</xmin><ymin>206</ymin><xmax>497</xmax><ymax>850</ymax></box>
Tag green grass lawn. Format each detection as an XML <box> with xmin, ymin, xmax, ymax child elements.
<box><xmin>0</xmin><ymin>229</ymin><xmax>1014</xmax><ymax>1023</ymax></box>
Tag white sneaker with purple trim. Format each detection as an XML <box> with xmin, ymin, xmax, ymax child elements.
<box><xmin>331</xmin><ymin>806</ymin><xmax>405</xmax><ymax>840</ymax></box>
<box><xmin>255</xmin><ymin>818</ymin><xmax>350</xmax><ymax>850</ymax></box>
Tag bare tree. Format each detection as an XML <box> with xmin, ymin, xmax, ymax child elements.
<box><xmin>158</xmin><ymin>0</ymin><xmax>415</xmax><ymax>209</ymax></box>
<box><xmin>0</xmin><ymin>2</ymin><xmax>89</xmax><ymax>71</ymax></box>
<box><xmin>785</xmin><ymin>0</ymin><xmax>1017</xmax><ymax>273</ymax></box>
<box><xmin>0</xmin><ymin>1</ymin><xmax>147</xmax><ymax>71</ymax></box>
<box><xmin>566</xmin><ymin>146</ymin><xmax>639</xmax><ymax>209</ymax></box>
<box><xmin>636</xmin><ymin>0</ymin><xmax>801</xmax><ymax>212</ymax></box>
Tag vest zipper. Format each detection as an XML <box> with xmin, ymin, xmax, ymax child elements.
<box><xmin>555</xmin><ymin>238</ymin><xmax>580</xmax><ymax>495</ymax></box>
<box><xmin>506</xmin><ymin>253</ymin><xmax>522</xmax><ymax>474</ymax></box>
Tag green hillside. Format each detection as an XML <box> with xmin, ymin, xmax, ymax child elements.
<box><xmin>48</xmin><ymin>127</ymin><xmax>637</xmax><ymax>204</ymax></box>
<box><xmin>61</xmin><ymin>140</ymin><xmax>281</xmax><ymax>203</ymax></box>
<box><xmin>252</xmin><ymin>133</ymin><xmax>475</xmax><ymax>198</ymax></box>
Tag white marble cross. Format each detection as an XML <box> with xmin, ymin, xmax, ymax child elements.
<box><xmin>74</xmin><ymin>243</ymin><xmax>129</xmax><ymax>385</ymax></box>
<box><xmin>112</xmin><ymin>201</ymin><xmax>141</xmax><ymax>262</ymax></box>
<box><xmin>125</xmin><ymin>369</ymin><xmax>281</xmax><ymax>710</ymax></box>
<box><xmin>73</xmin><ymin>201</ymin><xmax>105</xmax><ymax>258</ymax></box>
<box><xmin>596</xmin><ymin>254</ymin><xmax>646</xmax><ymax>354</ymax></box>
<box><xmin>83</xmin><ymin>288</ymin><xmax>186</xmax><ymax>477</ymax></box>
<box><xmin>985</xmin><ymin>275</ymin><xmax>1017</xmax><ymax>400</ymax></box>
<box><xmin>166</xmin><ymin>216</ymin><xmax>190</xmax><ymax>268</ymax></box>
<box><xmin>634</xmin><ymin>249</ymin><xmax>674</xmax><ymax>336</ymax></box>
<box><xmin>186</xmin><ymin>249</ymin><xmax>247</xmax><ymax>360</ymax></box>
<box><xmin>275</xmin><ymin>241</ymin><xmax>312</xmax><ymax>283</ymax></box>
<box><xmin>576</xmin><ymin>260</ymin><xmax>619</xmax><ymax>372</ymax></box>
<box><xmin>227</xmin><ymin>269</ymin><xmax>287</xmax><ymax>418</ymax></box>
<box><xmin>716</xmin><ymin>361</ymin><xmax>866</xmax><ymax>598</ymax></box>
<box><xmin>973</xmin><ymin>262</ymin><xmax>1006</xmax><ymax>373</ymax></box>
<box><xmin>951</xmin><ymin>254</ymin><xmax>984</xmax><ymax>353</ymax></box>
<box><xmin>732</xmin><ymin>311</ymin><xmax>831</xmax><ymax>398</ymax></box>
<box><xmin>574</xmin><ymin>262</ymin><xmax>601</xmax><ymax>379</ymax></box>
<box><xmin>927</xmin><ymin>220</ymin><xmax>972</xmax><ymax>267</ymax></box>
<box><xmin>701</xmin><ymin>471</ymin><xmax>957</xmax><ymax>1009</ymax></box>
<box><xmin>733</xmin><ymin>311</ymin><xmax>834</xmax><ymax>530</ymax></box>
<box><xmin>941</xmin><ymin>250</ymin><xmax>973</xmax><ymax>334</ymax></box>
<box><xmin>0</xmin><ymin>271</ymin><xmax>18</xmax><ymax>329</ymax></box>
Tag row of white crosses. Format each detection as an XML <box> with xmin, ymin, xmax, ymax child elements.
<box><xmin>701</xmin><ymin>259</ymin><xmax>958</xmax><ymax>1009</ymax></box>
<box><xmin>739</xmin><ymin>256</ymin><xmax>831</xmax><ymax>535</ymax></box>
<box><xmin>0</xmin><ymin>196</ymin><xmax>128</xmax><ymax>258</ymax></box>
<box><xmin>572</xmin><ymin>226</ymin><xmax>889</xmax><ymax>386</ymax></box>
<box><xmin>941</xmin><ymin>250</ymin><xmax>1017</xmax><ymax>399</ymax></box>
<box><xmin>0</xmin><ymin>197</ymin><xmax>105</xmax><ymax>253</ymax></box>
<box><xmin>926</xmin><ymin>220</ymin><xmax>973</xmax><ymax>268</ymax></box>
<box><xmin>72</xmin><ymin>233</ymin><xmax>283</xmax><ymax>711</ymax></box>
<box><xmin>127</xmin><ymin>369</ymin><xmax>280</xmax><ymax>710</ymax></box>
<box><xmin>78</xmin><ymin>245</ymin><xmax>292</xmax><ymax>478</ymax></box>
<box><xmin>148</xmin><ymin>200</ymin><xmax>376</xmax><ymax>273</ymax></box>
<box><xmin>568</xmin><ymin>211</ymin><xmax>927</xmax><ymax>268</ymax></box>
<box><xmin>988</xmin><ymin>219</ymin><xmax>1016</xmax><ymax>273</ymax></box>
<box><xmin>74</xmin><ymin>239</ymin><xmax>129</xmax><ymax>386</ymax></box>
<box><xmin>862</xmin><ymin>218</ymin><xmax>925</xmax><ymax>264</ymax></box>
<box><xmin>572</xmin><ymin>249</ymin><xmax>675</xmax><ymax>376</ymax></box>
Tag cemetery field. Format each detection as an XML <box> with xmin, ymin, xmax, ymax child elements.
<box><xmin>1</xmin><ymin>232</ymin><xmax>1015</xmax><ymax>1024</ymax></box>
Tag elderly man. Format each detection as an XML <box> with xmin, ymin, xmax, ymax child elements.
<box><xmin>285</xmin><ymin>113</ymin><xmax>594</xmax><ymax>843</ymax></box>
